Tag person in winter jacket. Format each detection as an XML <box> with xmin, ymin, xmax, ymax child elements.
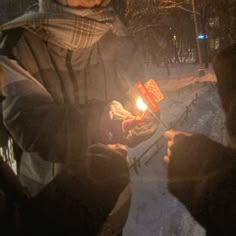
<box><xmin>0</xmin><ymin>0</ymin><xmax>159</xmax><ymax>235</ymax></box>
<box><xmin>164</xmin><ymin>44</ymin><xmax>236</xmax><ymax>236</ymax></box>
<box><xmin>0</xmin><ymin>143</ymin><xmax>130</xmax><ymax>235</ymax></box>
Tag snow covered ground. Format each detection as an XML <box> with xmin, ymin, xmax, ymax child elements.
<box><xmin>124</xmin><ymin>65</ymin><xmax>224</xmax><ymax>236</ymax></box>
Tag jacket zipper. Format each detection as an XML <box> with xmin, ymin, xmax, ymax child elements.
<box><xmin>66</xmin><ymin>50</ymin><xmax>79</xmax><ymax>103</ymax></box>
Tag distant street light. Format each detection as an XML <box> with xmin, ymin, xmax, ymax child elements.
<box><xmin>197</xmin><ymin>34</ymin><xmax>208</xmax><ymax>40</ymax></box>
<box><xmin>192</xmin><ymin>0</ymin><xmax>205</xmax><ymax>76</ymax></box>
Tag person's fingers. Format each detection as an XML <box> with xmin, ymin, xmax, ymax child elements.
<box><xmin>164</xmin><ymin>129</ymin><xmax>176</xmax><ymax>141</ymax></box>
<box><xmin>163</xmin><ymin>155</ymin><xmax>170</xmax><ymax>164</ymax></box>
<box><xmin>167</xmin><ymin>147</ymin><xmax>171</xmax><ymax>157</ymax></box>
<box><xmin>164</xmin><ymin>130</ymin><xmax>194</xmax><ymax>165</ymax></box>
<box><xmin>176</xmin><ymin>131</ymin><xmax>192</xmax><ymax>137</ymax></box>
<box><xmin>163</xmin><ymin>145</ymin><xmax>171</xmax><ymax>164</ymax></box>
<box><xmin>167</xmin><ymin>140</ymin><xmax>174</xmax><ymax>149</ymax></box>
<box><xmin>164</xmin><ymin>130</ymin><xmax>192</xmax><ymax>164</ymax></box>
<box><xmin>164</xmin><ymin>129</ymin><xmax>192</xmax><ymax>141</ymax></box>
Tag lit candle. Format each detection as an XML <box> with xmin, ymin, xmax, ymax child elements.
<box><xmin>136</xmin><ymin>96</ymin><xmax>169</xmax><ymax>129</ymax></box>
<box><xmin>136</xmin><ymin>96</ymin><xmax>147</xmax><ymax>112</ymax></box>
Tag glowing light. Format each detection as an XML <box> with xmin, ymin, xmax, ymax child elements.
<box><xmin>198</xmin><ymin>34</ymin><xmax>208</xmax><ymax>39</ymax></box>
<box><xmin>136</xmin><ymin>96</ymin><xmax>147</xmax><ymax>112</ymax></box>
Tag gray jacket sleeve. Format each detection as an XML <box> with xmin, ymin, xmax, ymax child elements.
<box><xmin>0</xmin><ymin>56</ymin><xmax>102</xmax><ymax>163</ymax></box>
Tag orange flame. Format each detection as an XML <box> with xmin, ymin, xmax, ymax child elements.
<box><xmin>136</xmin><ymin>96</ymin><xmax>147</xmax><ymax>112</ymax></box>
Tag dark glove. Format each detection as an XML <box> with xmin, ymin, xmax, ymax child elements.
<box><xmin>84</xmin><ymin>143</ymin><xmax>129</xmax><ymax>186</ymax></box>
<box><xmin>165</xmin><ymin>132</ymin><xmax>236</xmax><ymax>233</ymax></box>
<box><xmin>100</xmin><ymin>101</ymin><xmax>160</xmax><ymax>147</ymax></box>
<box><xmin>30</xmin><ymin>143</ymin><xmax>130</xmax><ymax>235</ymax></box>
<box><xmin>166</xmin><ymin>133</ymin><xmax>222</xmax><ymax>204</ymax></box>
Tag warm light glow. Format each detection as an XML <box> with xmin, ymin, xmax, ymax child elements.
<box><xmin>136</xmin><ymin>96</ymin><xmax>147</xmax><ymax>112</ymax></box>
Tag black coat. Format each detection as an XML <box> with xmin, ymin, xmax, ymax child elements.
<box><xmin>0</xmin><ymin>144</ymin><xmax>130</xmax><ymax>235</ymax></box>
<box><xmin>167</xmin><ymin>134</ymin><xmax>236</xmax><ymax>236</ymax></box>
<box><xmin>168</xmin><ymin>43</ymin><xmax>236</xmax><ymax>236</ymax></box>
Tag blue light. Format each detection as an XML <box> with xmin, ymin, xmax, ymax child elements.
<box><xmin>198</xmin><ymin>34</ymin><xmax>204</xmax><ymax>39</ymax></box>
<box><xmin>198</xmin><ymin>34</ymin><xmax>208</xmax><ymax>39</ymax></box>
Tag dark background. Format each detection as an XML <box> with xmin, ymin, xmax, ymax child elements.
<box><xmin>1</xmin><ymin>0</ymin><xmax>236</xmax><ymax>70</ymax></box>
<box><xmin>0</xmin><ymin>0</ymin><xmax>37</xmax><ymax>24</ymax></box>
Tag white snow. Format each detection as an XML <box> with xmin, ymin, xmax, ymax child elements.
<box><xmin>124</xmin><ymin>64</ymin><xmax>224</xmax><ymax>236</ymax></box>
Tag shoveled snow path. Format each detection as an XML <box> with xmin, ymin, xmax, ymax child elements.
<box><xmin>124</xmin><ymin>77</ymin><xmax>224</xmax><ymax>236</ymax></box>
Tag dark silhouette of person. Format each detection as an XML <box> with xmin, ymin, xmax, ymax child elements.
<box><xmin>164</xmin><ymin>44</ymin><xmax>236</xmax><ymax>236</ymax></box>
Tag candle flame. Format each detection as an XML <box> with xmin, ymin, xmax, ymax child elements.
<box><xmin>136</xmin><ymin>96</ymin><xmax>147</xmax><ymax>111</ymax></box>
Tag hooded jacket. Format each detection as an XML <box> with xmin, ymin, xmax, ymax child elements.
<box><xmin>0</xmin><ymin>3</ymin><xmax>144</xmax><ymax>195</ymax></box>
